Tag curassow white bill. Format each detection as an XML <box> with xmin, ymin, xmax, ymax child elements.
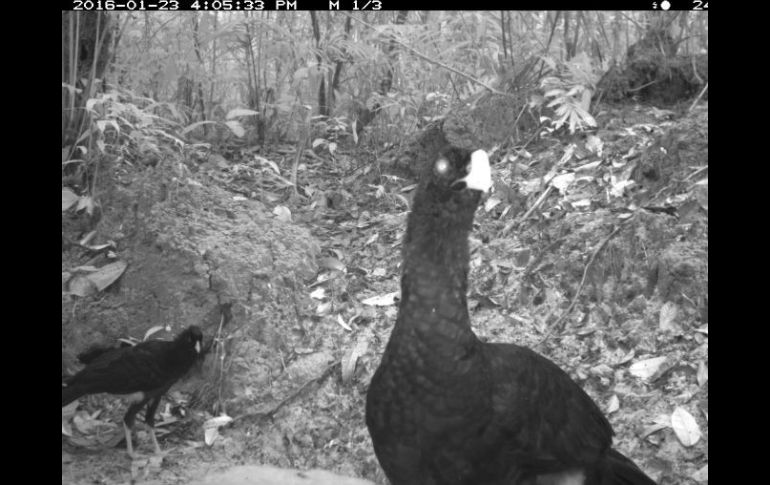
<box><xmin>455</xmin><ymin>149</ymin><xmax>491</xmax><ymax>192</ymax></box>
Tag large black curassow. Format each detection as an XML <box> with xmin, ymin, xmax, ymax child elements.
<box><xmin>62</xmin><ymin>325</ymin><xmax>204</xmax><ymax>457</ymax></box>
<box><xmin>365</xmin><ymin>147</ymin><xmax>656</xmax><ymax>485</ymax></box>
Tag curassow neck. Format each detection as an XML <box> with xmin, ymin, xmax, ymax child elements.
<box><xmin>396</xmin><ymin>189</ymin><xmax>480</xmax><ymax>341</ymax></box>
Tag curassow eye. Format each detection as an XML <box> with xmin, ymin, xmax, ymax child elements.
<box><xmin>435</xmin><ymin>157</ymin><xmax>450</xmax><ymax>177</ymax></box>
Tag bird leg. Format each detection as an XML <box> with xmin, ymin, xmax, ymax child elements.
<box><xmin>148</xmin><ymin>429</ymin><xmax>161</xmax><ymax>455</ymax></box>
<box><xmin>144</xmin><ymin>395</ymin><xmax>164</xmax><ymax>455</ymax></box>
<box><xmin>123</xmin><ymin>421</ymin><xmax>135</xmax><ymax>458</ymax></box>
<box><xmin>123</xmin><ymin>399</ymin><xmax>147</xmax><ymax>458</ymax></box>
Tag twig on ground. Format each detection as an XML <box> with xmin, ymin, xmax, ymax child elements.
<box><xmin>232</xmin><ymin>361</ymin><xmax>341</xmax><ymax>425</ymax></box>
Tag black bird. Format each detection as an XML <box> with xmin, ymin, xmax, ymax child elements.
<box><xmin>365</xmin><ymin>147</ymin><xmax>656</xmax><ymax>485</ymax></box>
<box><xmin>62</xmin><ymin>325</ymin><xmax>204</xmax><ymax>457</ymax></box>
<box><xmin>76</xmin><ymin>340</ymin><xmax>133</xmax><ymax>365</ymax></box>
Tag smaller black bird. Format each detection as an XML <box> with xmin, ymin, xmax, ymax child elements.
<box><xmin>62</xmin><ymin>325</ymin><xmax>204</xmax><ymax>457</ymax></box>
<box><xmin>76</xmin><ymin>340</ymin><xmax>133</xmax><ymax>365</ymax></box>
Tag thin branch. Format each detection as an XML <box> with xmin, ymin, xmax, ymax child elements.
<box><xmin>232</xmin><ymin>361</ymin><xmax>340</xmax><ymax>425</ymax></box>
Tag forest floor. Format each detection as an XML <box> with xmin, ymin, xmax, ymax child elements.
<box><xmin>62</xmin><ymin>102</ymin><xmax>708</xmax><ymax>485</ymax></box>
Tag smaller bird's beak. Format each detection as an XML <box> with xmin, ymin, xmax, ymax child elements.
<box><xmin>458</xmin><ymin>150</ymin><xmax>492</xmax><ymax>193</ymax></box>
<box><xmin>195</xmin><ymin>341</ymin><xmax>201</xmax><ymax>353</ymax></box>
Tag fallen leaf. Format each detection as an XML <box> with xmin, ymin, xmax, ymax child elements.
<box><xmin>606</xmin><ymin>395</ymin><xmax>620</xmax><ymax>414</ymax></box>
<box><xmin>68</xmin><ymin>275</ymin><xmax>97</xmax><ymax>297</ymax></box>
<box><xmin>62</xmin><ymin>188</ymin><xmax>79</xmax><ymax>211</ymax></box>
<box><xmin>143</xmin><ymin>325</ymin><xmax>169</xmax><ymax>341</ymax></box>
<box><xmin>71</xmin><ymin>265</ymin><xmax>99</xmax><ymax>273</ymax></box>
<box><xmin>85</xmin><ymin>242</ymin><xmax>115</xmax><ymax>252</ymax></box>
<box><xmin>371</xmin><ymin>267</ymin><xmax>387</xmax><ymax>277</ymax></box>
<box><xmin>316</xmin><ymin>301</ymin><xmax>332</xmax><ymax>316</ymax></box>
<box><xmin>610</xmin><ymin>178</ymin><xmax>635</xmax><ymax>197</ymax></box>
<box><xmin>85</xmin><ymin>261</ymin><xmax>128</xmax><ymax>291</ymax></box>
<box><xmin>310</xmin><ymin>288</ymin><xmax>326</xmax><ymax>300</ymax></box>
<box><xmin>203</xmin><ymin>414</ymin><xmax>233</xmax><ymax>446</ymax></box>
<box><xmin>551</xmin><ymin>172</ymin><xmax>575</xmax><ymax>192</ymax></box>
<box><xmin>61</xmin><ymin>401</ymin><xmax>78</xmax><ymax>437</ymax></box>
<box><xmin>640</xmin><ymin>414</ymin><xmax>671</xmax><ymax>438</ymax></box>
<box><xmin>79</xmin><ymin>231</ymin><xmax>96</xmax><ymax>246</ymax></box>
<box><xmin>76</xmin><ymin>195</ymin><xmax>95</xmax><ymax>215</ymax></box>
<box><xmin>659</xmin><ymin>301</ymin><xmax>679</xmax><ymax>331</ymax></box>
<box><xmin>341</xmin><ymin>337</ymin><xmax>369</xmax><ymax>384</ymax></box>
<box><xmin>362</xmin><ymin>292</ymin><xmax>400</xmax><ymax>307</ymax></box>
<box><xmin>336</xmin><ymin>314</ymin><xmax>352</xmax><ymax>332</ymax></box>
<box><xmin>691</xmin><ymin>464</ymin><xmax>708</xmax><ymax>482</ymax></box>
<box><xmin>62</xmin><ymin>421</ymin><xmax>73</xmax><ymax>437</ymax></box>
<box><xmin>575</xmin><ymin>160</ymin><xmax>601</xmax><ymax>172</ymax></box>
<box><xmin>73</xmin><ymin>412</ymin><xmax>102</xmax><ymax>434</ymax></box>
<box><xmin>629</xmin><ymin>356</ymin><xmax>667</xmax><ymax>380</ymax></box>
<box><xmin>364</xmin><ymin>233</ymin><xmax>378</xmax><ymax>246</ymax></box>
<box><xmin>318</xmin><ymin>257</ymin><xmax>345</xmax><ymax>272</ymax></box>
<box><xmin>671</xmin><ymin>406</ymin><xmax>701</xmax><ymax>447</ymax></box>
<box><xmin>693</xmin><ymin>178</ymin><xmax>708</xmax><ymax>211</ymax></box>
<box><xmin>697</xmin><ymin>361</ymin><xmax>708</xmax><ymax>387</ymax></box>
<box><xmin>617</xmin><ymin>349</ymin><xmax>636</xmax><ymax>365</ymax></box>
<box><xmin>273</xmin><ymin>205</ymin><xmax>292</xmax><ymax>222</ymax></box>
<box><xmin>642</xmin><ymin>424</ymin><xmax>670</xmax><ymax>438</ymax></box>
<box><xmin>484</xmin><ymin>196</ymin><xmax>502</xmax><ymax>212</ymax></box>
<box><xmin>585</xmin><ymin>136</ymin><xmax>603</xmax><ymax>156</ymax></box>
<box><xmin>694</xmin><ymin>324</ymin><xmax>708</xmax><ymax>335</ymax></box>
<box><xmin>311</xmin><ymin>273</ymin><xmax>332</xmax><ymax>287</ymax></box>
<box><xmin>62</xmin><ymin>400</ymin><xmax>78</xmax><ymax>416</ymax></box>
<box><xmin>394</xmin><ymin>194</ymin><xmax>410</xmax><ymax>209</ymax></box>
